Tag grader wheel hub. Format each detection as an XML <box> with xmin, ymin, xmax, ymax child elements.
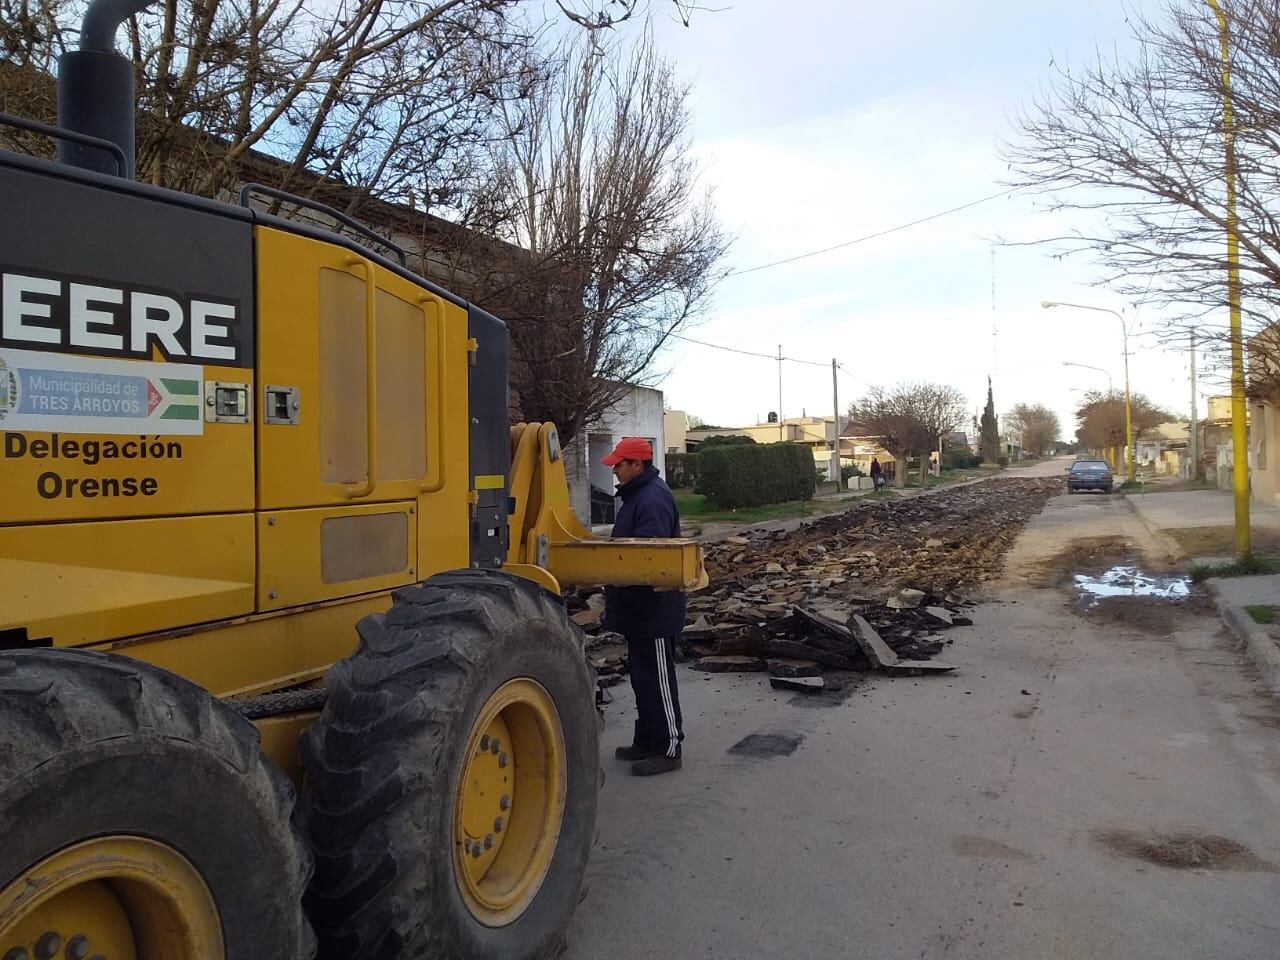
<box><xmin>0</xmin><ymin>837</ymin><xmax>223</xmax><ymax>960</ymax></box>
<box><xmin>454</xmin><ymin>679</ymin><xmax>567</xmax><ymax>926</ymax></box>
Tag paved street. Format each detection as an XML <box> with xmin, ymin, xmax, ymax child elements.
<box><xmin>567</xmin><ymin>471</ymin><xmax>1280</xmax><ymax>959</ymax></box>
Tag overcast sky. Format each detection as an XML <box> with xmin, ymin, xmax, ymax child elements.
<box><xmin>624</xmin><ymin>0</ymin><xmax>1204</xmax><ymax>438</ymax></box>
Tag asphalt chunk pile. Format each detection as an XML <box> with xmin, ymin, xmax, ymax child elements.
<box><xmin>680</xmin><ymin>478</ymin><xmax>1061</xmax><ymax>679</ymax></box>
<box><xmin>576</xmin><ymin>478</ymin><xmax>1060</xmax><ymax>690</ymax></box>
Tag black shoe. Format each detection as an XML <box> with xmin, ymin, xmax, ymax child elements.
<box><xmin>614</xmin><ymin>742</ymin><xmax>653</xmax><ymax>762</ymax></box>
<box><xmin>631</xmin><ymin>754</ymin><xmax>682</xmax><ymax>777</ymax></box>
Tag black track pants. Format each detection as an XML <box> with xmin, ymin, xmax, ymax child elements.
<box><xmin>625</xmin><ymin>635</ymin><xmax>684</xmax><ymax>758</ymax></box>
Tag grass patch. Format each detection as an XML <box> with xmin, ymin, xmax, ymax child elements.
<box><xmin>1137</xmin><ymin>477</ymin><xmax>1216</xmax><ymax>494</ymax></box>
<box><xmin>673</xmin><ymin>490</ymin><xmax>832</xmax><ymax>524</ymax></box>
<box><xmin>1189</xmin><ymin>555</ymin><xmax>1280</xmax><ymax>582</ymax></box>
<box><xmin>1246</xmin><ymin>605</ymin><xmax>1278</xmax><ymax>625</ymax></box>
<box><xmin>1166</xmin><ymin>525</ymin><xmax>1280</xmax><ymax>559</ymax></box>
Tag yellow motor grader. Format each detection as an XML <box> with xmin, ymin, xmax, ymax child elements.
<box><xmin>0</xmin><ymin>4</ymin><xmax>705</xmax><ymax>957</ymax></box>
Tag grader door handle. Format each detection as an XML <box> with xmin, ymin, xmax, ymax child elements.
<box><xmin>419</xmin><ymin>297</ymin><xmax>446</xmax><ymax>493</ymax></box>
<box><xmin>343</xmin><ymin>256</ymin><xmax>378</xmax><ymax>499</ymax></box>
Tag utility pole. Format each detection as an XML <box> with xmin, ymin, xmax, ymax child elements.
<box><xmin>1122</xmin><ymin>314</ymin><xmax>1134</xmax><ymax>484</ymax></box>
<box><xmin>1210</xmin><ymin>0</ymin><xmax>1251</xmax><ymax>559</ymax></box>
<box><xmin>831</xmin><ymin>359</ymin><xmax>841</xmax><ymax>490</ymax></box>
<box><xmin>1189</xmin><ymin>329</ymin><xmax>1199</xmax><ymax>479</ymax></box>
<box><xmin>777</xmin><ymin>344</ymin><xmax>784</xmax><ymax>442</ymax></box>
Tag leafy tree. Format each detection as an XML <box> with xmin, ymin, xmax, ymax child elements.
<box><xmin>979</xmin><ymin>379</ymin><xmax>1000</xmax><ymax>464</ymax></box>
<box><xmin>1075</xmin><ymin>390</ymin><xmax>1176</xmax><ymax>455</ymax></box>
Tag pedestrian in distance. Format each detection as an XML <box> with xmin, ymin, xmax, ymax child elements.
<box><xmin>870</xmin><ymin>457</ymin><xmax>884</xmax><ymax>491</ymax></box>
<box><xmin>600</xmin><ymin>437</ymin><xmax>685</xmax><ymax>777</ymax></box>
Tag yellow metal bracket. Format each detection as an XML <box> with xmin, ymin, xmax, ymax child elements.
<box><xmin>505</xmin><ymin>423</ymin><xmax>708</xmax><ymax>592</ymax></box>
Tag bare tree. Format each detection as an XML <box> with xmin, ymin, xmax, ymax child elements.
<box><xmin>849</xmin><ymin>387</ymin><xmax>917</xmax><ymax>489</ymax></box>
<box><xmin>3</xmin><ymin>0</ymin><xmax>540</xmax><ymax>217</ymax></box>
<box><xmin>1007</xmin><ymin>403</ymin><xmax>1062</xmax><ymax>458</ymax></box>
<box><xmin>456</xmin><ymin>30</ymin><xmax>729</xmax><ymax>440</ymax></box>
<box><xmin>1006</xmin><ymin>0</ymin><xmax>1280</xmax><ymax>389</ymax></box>
<box><xmin>850</xmin><ymin>383</ymin><xmax>966</xmax><ymax>487</ymax></box>
<box><xmin>913</xmin><ymin>384</ymin><xmax>968</xmax><ymax>481</ymax></box>
<box><xmin>556</xmin><ymin>0</ymin><xmax>712</xmax><ymax>29</ymax></box>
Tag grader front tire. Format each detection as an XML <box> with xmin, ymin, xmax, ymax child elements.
<box><xmin>301</xmin><ymin>570</ymin><xmax>599</xmax><ymax>960</ymax></box>
<box><xmin>0</xmin><ymin>649</ymin><xmax>314</xmax><ymax>960</ymax></box>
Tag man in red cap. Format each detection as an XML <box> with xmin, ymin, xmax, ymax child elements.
<box><xmin>600</xmin><ymin>436</ymin><xmax>686</xmax><ymax>776</ymax></box>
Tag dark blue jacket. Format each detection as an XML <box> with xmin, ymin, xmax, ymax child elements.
<box><xmin>603</xmin><ymin>465</ymin><xmax>687</xmax><ymax>639</ymax></box>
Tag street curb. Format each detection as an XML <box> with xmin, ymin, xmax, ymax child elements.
<box><xmin>1120</xmin><ymin>493</ymin><xmax>1182</xmax><ymax>562</ymax></box>
<box><xmin>1208</xmin><ymin>584</ymin><xmax>1280</xmax><ymax>692</ymax></box>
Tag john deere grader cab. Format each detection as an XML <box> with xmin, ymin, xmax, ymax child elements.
<box><xmin>0</xmin><ymin>3</ymin><xmax>707</xmax><ymax>958</ymax></box>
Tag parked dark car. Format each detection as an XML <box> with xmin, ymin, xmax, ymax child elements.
<box><xmin>1066</xmin><ymin>459</ymin><xmax>1114</xmax><ymax>493</ymax></box>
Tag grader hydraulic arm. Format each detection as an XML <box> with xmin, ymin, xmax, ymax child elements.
<box><xmin>505</xmin><ymin>422</ymin><xmax>709</xmax><ymax>595</ymax></box>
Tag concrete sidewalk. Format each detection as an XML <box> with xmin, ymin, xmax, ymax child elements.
<box><xmin>1124</xmin><ymin>488</ymin><xmax>1280</xmax><ymax>532</ymax></box>
<box><xmin>1124</xmin><ymin>489</ymin><xmax>1280</xmax><ymax>562</ymax></box>
<box><xmin>1123</xmin><ymin>490</ymin><xmax>1280</xmax><ymax>688</ymax></box>
<box><xmin>1208</xmin><ymin>575</ymin><xmax>1280</xmax><ymax>692</ymax></box>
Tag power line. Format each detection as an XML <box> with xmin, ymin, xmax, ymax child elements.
<box><xmin>836</xmin><ymin>363</ymin><xmax>871</xmax><ymax>388</ymax></box>
<box><xmin>725</xmin><ymin>187</ymin><xmax>1021</xmax><ymax>279</ymax></box>
<box><xmin>627</xmin><ymin>320</ymin><xmax>835</xmax><ymax>368</ymax></box>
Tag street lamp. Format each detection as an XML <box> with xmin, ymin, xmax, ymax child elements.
<box><xmin>1062</xmin><ymin>360</ymin><xmax>1114</xmax><ymax>393</ymax></box>
<box><xmin>1043</xmin><ymin>301</ymin><xmax>1134</xmax><ymax>483</ymax></box>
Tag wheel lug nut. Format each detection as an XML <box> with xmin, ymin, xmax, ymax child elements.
<box><xmin>471</xmin><ymin>843</ymin><xmax>482</xmax><ymax>859</ymax></box>
<box><xmin>65</xmin><ymin>938</ymin><xmax>90</xmax><ymax>960</ymax></box>
<box><xmin>33</xmin><ymin>934</ymin><xmax>59</xmax><ymax>960</ymax></box>
<box><xmin>484</xmin><ymin>833</ymin><xmax>494</xmax><ymax>849</ymax></box>
<box><xmin>494</xmin><ymin>816</ymin><xmax>504</xmax><ymax>832</ymax></box>
<box><xmin>463</xmin><ymin>839</ymin><xmax>472</xmax><ymax>854</ymax></box>
<box><xmin>490</xmin><ymin>739</ymin><xmax>501</xmax><ymax>755</ymax></box>
<box><xmin>500</xmin><ymin>794</ymin><xmax>511</xmax><ymax>810</ymax></box>
<box><xmin>4</xmin><ymin>947</ymin><xmax>29</xmax><ymax>960</ymax></box>
<box><xmin>498</xmin><ymin>752</ymin><xmax>508</xmax><ymax>768</ymax></box>
<box><xmin>480</xmin><ymin>735</ymin><xmax>490</xmax><ymax>751</ymax></box>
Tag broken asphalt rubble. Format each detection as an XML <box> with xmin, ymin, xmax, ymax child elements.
<box><xmin>573</xmin><ymin>478</ymin><xmax>1061</xmax><ymax>696</ymax></box>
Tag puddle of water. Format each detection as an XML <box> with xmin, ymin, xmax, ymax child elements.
<box><xmin>1074</xmin><ymin>565</ymin><xmax>1191</xmax><ymax>606</ymax></box>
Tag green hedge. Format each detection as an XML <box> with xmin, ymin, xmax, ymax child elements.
<box><xmin>695</xmin><ymin>442</ymin><xmax>816</xmax><ymax>509</ymax></box>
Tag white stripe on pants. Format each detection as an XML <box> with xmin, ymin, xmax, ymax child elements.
<box><xmin>655</xmin><ymin>637</ymin><xmax>680</xmax><ymax>758</ymax></box>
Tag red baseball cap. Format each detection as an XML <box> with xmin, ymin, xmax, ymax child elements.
<box><xmin>600</xmin><ymin>437</ymin><xmax>653</xmax><ymax>466</ymax></box>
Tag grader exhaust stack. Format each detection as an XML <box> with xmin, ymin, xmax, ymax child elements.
<box><xmin>57</xmin><ymin>0</ymin><xmax>154</xmax><ymax>178</ymax></box>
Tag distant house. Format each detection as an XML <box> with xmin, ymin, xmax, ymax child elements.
<box><xmin>563</xmin><ymin>383</ymin><xmax>666</xmax><ymax>527</ymax></box>
<box><xmin>1136</xmin><ymin>421</ymin><xmax>1190</xmax><ymax>476</ymax></box>
<box><xmin>838</xmin><ymin>418</ymin><xmax>896</xmax><ymax>479</ymax></box>
<box><xmin>663</xmin><ymin>410</ymin><xmax>691</xmax><ymax>454</ymax></box>
<box><xmin>1251</xmin><ymin>401</ymin><xmax>1277</xmax><ymax>506</ymax></box>
<box><xmin>685</xmin><ymin>415</ymin><xmax>841</xmax><ymax>477</ymax></box>
<box><xmin>1199</xmin><ymin>395</ymin><xmax>1246</xmax><ymax>489</ymax></box>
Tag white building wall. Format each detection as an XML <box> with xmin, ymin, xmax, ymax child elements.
<box><xmin>567</xmin><ymin>384</ymin><xmax>667</xmax><ymax>526</ymax></box>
